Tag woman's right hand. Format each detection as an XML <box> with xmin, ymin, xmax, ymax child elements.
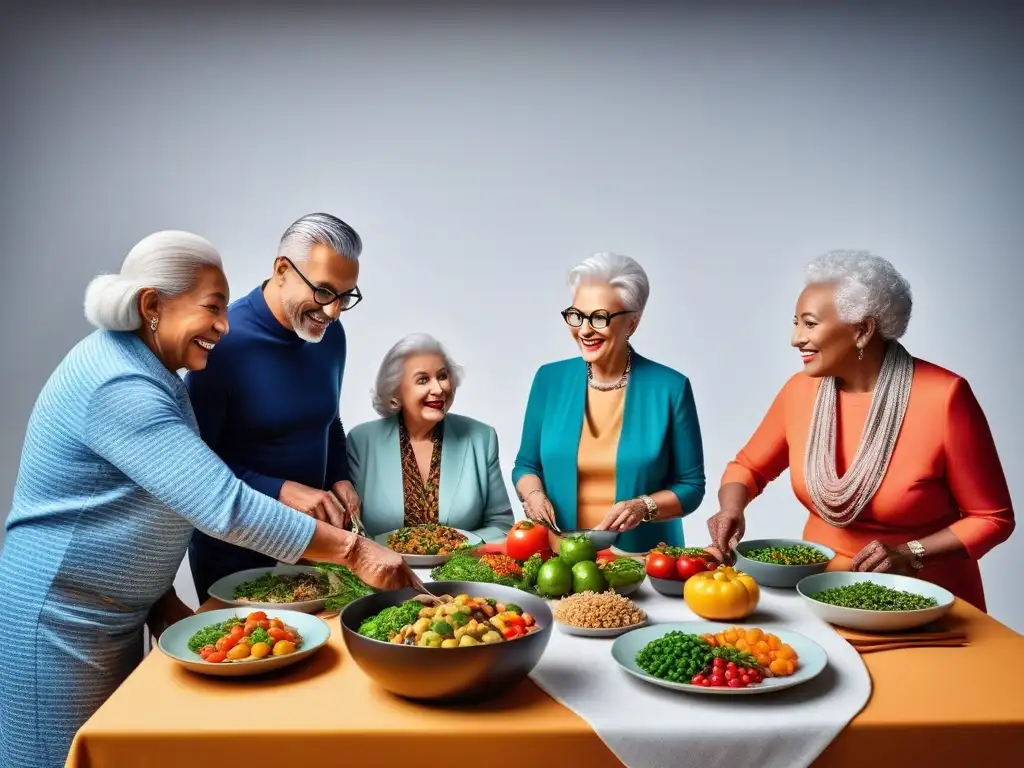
<box><xmin>706</xmin><ymin>508</ymin><xmax>746</xmax><ymax>564</ymax></box>
<box><xmin>348</xmin><ymin>537</ymin><xmax>426</xmax><ymax>592</ymax></box>
<box><xmin>523</xmin><ymin>490</ymin><xmax>557</xmax><ymax>529</ymax></box>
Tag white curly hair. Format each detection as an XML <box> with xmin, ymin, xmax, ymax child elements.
<box><xmin>805</xmin><ymin>250</ymin><xmax>913</xmax><ymax>340</ymax></box>
<box><xmin>370</xmin><ymin>333</ymin><xmax>465</xmax><ymax>417</ymax></box>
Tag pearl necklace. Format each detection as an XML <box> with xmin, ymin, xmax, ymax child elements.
<box><xmin>804</xmin><ymin>341</ymin><xmax>914</xmax><ymax>527</ymax></box>
<box><xmin>587</xmin><ymin>346</ymin><xmax>632</xmax><ymax>391</ymax></box>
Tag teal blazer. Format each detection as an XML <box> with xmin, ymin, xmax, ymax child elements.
<box><xmin>511</xmin><ymin>352</ymin><xmax>705</xmax><ymax>552</ymax></box>
<box><xmin>346</xmin><ymin>412</ymin><xmax>514</xmax><ymax>542</ymax></box>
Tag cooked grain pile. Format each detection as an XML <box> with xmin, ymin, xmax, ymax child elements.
<box><xmin>553</xmin><ymin>591</ymin><xmax>646</xmax><ymax>628</ymax></box>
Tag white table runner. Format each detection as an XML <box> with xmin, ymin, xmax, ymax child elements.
<box><xmin>527</xmin><ymin>582</ymin><xmax>872</xmax><ymax>768</ymax></box>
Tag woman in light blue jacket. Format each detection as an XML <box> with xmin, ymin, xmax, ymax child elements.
<box><xmin>347</xmin><ymin>334</ymin><xmax>514</xmax><ymax>542</ymax></box>
<box><xmin>0</xmin><ymin>232</ymin><xmax>416</xmax><ymax>768</ymax></box>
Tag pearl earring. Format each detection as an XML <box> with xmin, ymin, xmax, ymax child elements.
<box><xmin>149</xmin><ymin>317</ymin><xmax>159</xmax><ymax>332</ymax></box>
<box><xmin>857</xmin><ymin>346</ymin><xmax>864</xmax><ymax>361</ymax></box>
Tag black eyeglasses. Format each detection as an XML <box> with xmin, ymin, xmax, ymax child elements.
<box><xmin>561</xmin><ymin>307</ymin><xmax>635</xmax><ymax>330</ymax></box>
<box><xmin>283</xmin><ymin>257</ymin><xmax>363</xmax><ymax>310</ymax></box>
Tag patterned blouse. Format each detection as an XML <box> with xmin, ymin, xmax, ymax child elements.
<box><xmin>399</xmin><ymin>416</ymin><xmax>444</xmax><ymax>526</ymax></box>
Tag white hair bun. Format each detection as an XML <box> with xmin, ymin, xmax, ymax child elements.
<box><xmin>84</xmin><ymin>274</ymin><xmax>144</xmax><ymax>331</ymax></box>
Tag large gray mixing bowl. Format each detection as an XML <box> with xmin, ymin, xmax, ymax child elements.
<box><xmin>340</xmin><ymin>580</ymin><xmax>552</xmax><ymax>703</ymax></box>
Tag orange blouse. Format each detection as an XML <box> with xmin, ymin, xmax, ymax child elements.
<box><xmin>722</xmin><ymin>358</ymin><xmax>1015</xmax><ymax>610</ymax></box>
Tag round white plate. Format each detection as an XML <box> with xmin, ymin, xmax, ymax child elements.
<box><xmin>207</xmin><ymin>564</ymin><xmax>328</xmax><ymax>614</ymax></box>
<box><xmin>611</xmin><ymin>621</ymin><xmax>828</xmax><ymax>695</ymax></box>
<box><xmin>556</xmin><ymin>618</ymin><xmax>648</xmax><ymax>638</ymax></box>
<box><xmin>375</xmin><ymin>527</ymin><xmax>484</xmax><ymax>567</ymax></box>
<box><xmin>158</xmin><ymin>608</ymin><xmax>331</xmax><ymax>678</ymax></box>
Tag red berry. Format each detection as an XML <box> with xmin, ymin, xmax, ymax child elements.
<box><xmin>710</xmin><ymin>674</ymin><xmax>724</xmax><ymax>686</ymax></box>
<box><xmin>692</xmin><ymin>674</ymin><xmax>705</xmax><ymax>685</ymax></box>
<box><xmin>728</xmin><ymin>679</ymin><xmax>744</xmax><ymax>688</ymax></box>
<box><xmin>741</xmin><ymin>674</ymin><xmax>752</xmax><ymax>685</ymax></box>
<box><xmin>701</xmin><ymin>678</ymin><xmax>711</xmax><ymax>687</ymax></box>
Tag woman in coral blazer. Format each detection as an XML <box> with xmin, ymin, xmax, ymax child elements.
<box><xmin>512</xmin><ymin>252</ymin><xmax>706</xmax><ymax>554</ymax></box>
<box><xmin>707</xmin><ymin>250</ymin><xmax>1014</xmax><ymax>610</ymax></box>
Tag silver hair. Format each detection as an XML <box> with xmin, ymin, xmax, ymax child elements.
<box><xmin>83</xmin><ymin>230</ymin><xmax>223</xmax><ymax>332</ymax></box>
<box><xmin>566</xmin><ymin>252</ymin><xmax>650</xmax><ymax>314</ymax></box>
<box><xmin>371</xmin><ymin>333</ymin><xmax>465</xmax><ymax>417</ymax></box>
<box><xmin>804</xmin><ymin>250</ymin><xmax>913</xmax><ymax>340</ymax></box>
<box><xmin>278</xmin><ymin>212</ymin><xmax>362</xmax><ymax>264</ymax></box>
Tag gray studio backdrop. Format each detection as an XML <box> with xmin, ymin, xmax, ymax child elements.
<box><xmin>2</xmin><ymin>2</ymin><xmax>1021</xmax><ymax>630</ymax></box>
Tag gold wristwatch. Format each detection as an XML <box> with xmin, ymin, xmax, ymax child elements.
<box><xmin>905</xmin><ymin>539</ymin><xmax>925</xmax><ymax>570</ymax></box>
<box><xmin>639</xmin><ymin>495</ymin><xmax>658</xmax><ymax>523</ymax></box>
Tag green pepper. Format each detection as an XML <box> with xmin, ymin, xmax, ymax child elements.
<box><xmin>504</xmin><ymin>603</ymin><xmax>523</xmax><ymax>615</ymax></box>
<box><xmin>430</xmin><ymin>620</ymin><xmax>454</xmax><ymax>637</ymax></box>
<box><xmin>449</xmin><ymin>611</ymin><xmax>470</xmax><ymax>627</ymax></box>
<box><xmin>485</xmin><ymin>598</ymin><xmax>497</xmax><ymax>607</ymax></box>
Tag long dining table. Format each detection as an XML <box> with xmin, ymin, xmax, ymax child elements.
<box><xmin>64</xmin><ymin>570</ymin><xmax>1024</xmax><ymax>768</ymax></box>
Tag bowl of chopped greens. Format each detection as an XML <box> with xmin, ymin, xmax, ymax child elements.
<box><xmin>207</xmin><ymin>563</ymin><xmax>374</xmax><ymax>614</ymax></box>
<box><xmin>733</xmin><ymin>539</ymin><xmax>835</xmax><ymax>588</ymax></box>
<box><xmin>796</xmin><ymin>571</ymin><xmax>954</xmax><ymax>632</ymax></box>
<box><xmin>339</xmin><ymin>580</ymin><xmax>553</xmax><ymax>702</ymax></box>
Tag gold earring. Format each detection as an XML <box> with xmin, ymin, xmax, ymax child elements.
<box><xmin>149</xmin><ymin>317</ymin><xmax>159</xmax><ymax>332</ymax></box>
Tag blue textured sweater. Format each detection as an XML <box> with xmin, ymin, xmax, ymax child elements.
<box><xmin>184</xmin><ymin>283</ymin><xmax>351</xmax><ymax>500</ymax></box>
<box><xmin>0</xmin><ymin>329</ymin><xmax>315</xmax><ymax>768</ymax></box>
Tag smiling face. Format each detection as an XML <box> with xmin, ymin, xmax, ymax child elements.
<box><xmin>277</xmin><ymin>243</ymin><xmax>360</xmax><ymax>342</ymax></box>
<box><xmin>140</xmin><ymin>265</ymin><xmax>229</xmax><ymax>372</ymax></box>
<box><xmin>791</xmin><ymin>282</ymin><xmax>868</xmax><ymax>377</ymax></box>
<box><xmin>397</xmin><ymin>353</ymin><xmax>453</xmax><ymax>431</ymax></box>
<box><xmin>565</xmin><ymin>283</ymin><xmax>638</xmax><ymax>368</ymax></box>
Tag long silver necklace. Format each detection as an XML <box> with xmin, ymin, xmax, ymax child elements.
<box><xmin>588</xmin><ymin>345</ymin><xmax>632</xmax><ymax>391</ymax></box>
<box><xmin>804</xmin><ymin>341</ymin><xmax>914</xmax><ymax>527</ymax></box>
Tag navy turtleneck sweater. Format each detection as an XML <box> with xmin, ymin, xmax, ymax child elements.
<box><xmin>183</xmin><ymin>282</ymin><xmax>350</xmax><ymax>501</ymax></box>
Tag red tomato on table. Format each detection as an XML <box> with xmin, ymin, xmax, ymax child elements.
<box><xmin>676</xmin><ymin>556</ymin><xmax>708</xmax><ymax>581</ymax></box>
<box><xmin>645</xmin><ymin>552</ymin><xmax>677</xmax><ymax>580</ymax></box>
<box><xmin>505</xmin><ymin>520</ymin><xmax>550</xmax><ymax>561</ymax></box>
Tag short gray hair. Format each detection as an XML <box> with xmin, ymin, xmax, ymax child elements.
<box><xmin>567</xmin><ymin>252</ymin><xmax>650</xmax><ymax>314</ymax></box>
<box><xmin>371</xmin><ymin>333</ymin><xmax>465</xmax><ymax>417</ymax></box>
<box><xmin>278</xmin><ymin>212</ymin><xmax>362</xmax><ymax>264</ymax></box>
<box><xmin>83</xmin><ymin>230</ymin><xmax>223</xmax><ymax>332</ymax></box>
<box><xmin>805</xmin><ymin>250</ymin><xmax>913</xmax><ymax>340</ymax></box>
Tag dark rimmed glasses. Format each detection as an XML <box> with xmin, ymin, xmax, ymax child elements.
<box><xmin>283</xmin><ymin>256</ymin><xmax>363</xmax><ymax>310</ymax></box>
<box><xmin>561</xmin><ymin>307</ymin><xmax>635</xmax><ymax>330</ymax></box>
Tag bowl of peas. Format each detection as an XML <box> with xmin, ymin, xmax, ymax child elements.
<box><xmin>796</xmin><ymin>571</ymin><xmax>955</xmax><ymax>632</ymax></box>
<box><xmin>732</xmin><ymin>539</ymin><xmax>835</xmax><ymax>588</ymax></box>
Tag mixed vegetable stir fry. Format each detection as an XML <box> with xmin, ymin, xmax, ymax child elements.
<box><xmin>188</xmin><ymin>612</ymin><xmax>303</xmax><ymax>664</ymax></box>
<box><xmin>387</xmin><ymin>524</ymin><xmax>469</xmax><ymax>555</ymax></box>
<box><xmin>360</xmin><ymin>594</ymin><xmax>540</xmax><ymax>647</ymax></box>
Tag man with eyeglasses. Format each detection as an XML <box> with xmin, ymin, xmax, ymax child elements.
<box><xmin>183</xmin><ymin>213</ymin><xmax>366</xmax><ymax>603</ymax></box>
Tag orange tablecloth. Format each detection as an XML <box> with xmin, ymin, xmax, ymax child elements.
<box><xmin>66</xmin><ymin>598</ymin><xmax>1024</xmax><ymax>768</ymax></box>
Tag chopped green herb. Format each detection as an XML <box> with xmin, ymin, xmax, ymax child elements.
<box><xmin>810</xmin><ymin>582</ymin><xmax>938</xmax><ymax>611</ymax></box>
<box><xmin>743</xmin><ymin>545</ymin><xmax>829</xmax><ymax>566</ymax></box>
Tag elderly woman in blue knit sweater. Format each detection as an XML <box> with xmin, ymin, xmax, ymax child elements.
<box><xmin>0</xmin><ymin>231</ymin><xmax>420</xmax><ymax>768</ymax></box>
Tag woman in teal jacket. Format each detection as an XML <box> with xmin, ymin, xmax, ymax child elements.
<box><xmin>512</xmin><ymin>252</ymin><xmax>705</xmax><ymax>553</ymax></box>
<box><xmin>347</xmin><ymin>333</ymin><xmax>514</xmax><ymax>542</ymax></box>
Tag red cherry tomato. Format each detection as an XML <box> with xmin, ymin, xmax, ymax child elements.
<box><xmin>645</xmin><ymin>552</ymin><xmax>677</xmax><ymax>580</ymax></box>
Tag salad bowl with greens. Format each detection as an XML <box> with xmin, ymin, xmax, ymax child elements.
<box><xmin>207</xmin><ymin>563</ymin><xmax>374</xmax><ymax>614</ymax></box>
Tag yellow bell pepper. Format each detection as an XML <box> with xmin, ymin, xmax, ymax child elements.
<box><xmin>683</xmin><ymin>565</ymin><xmax>760</xmax><ymax>620</ymax></box>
